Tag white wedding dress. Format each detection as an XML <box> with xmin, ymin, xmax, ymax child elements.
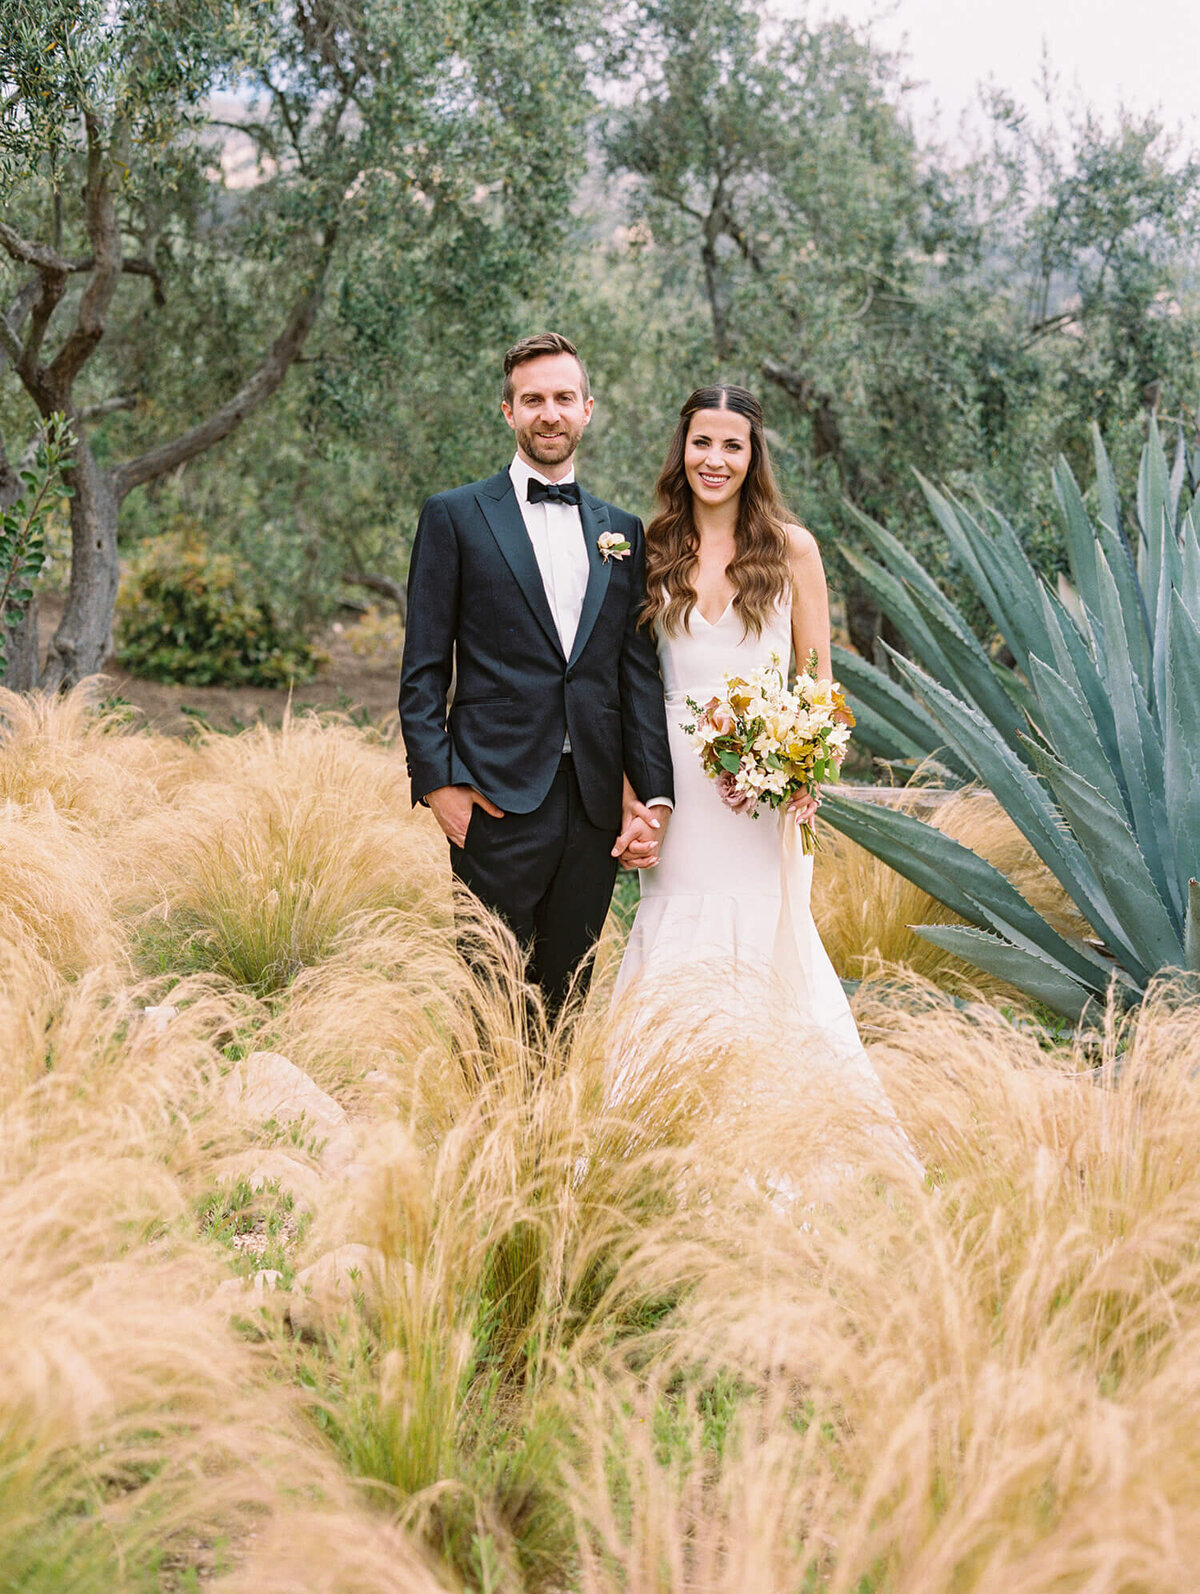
<box><xmin>613</xmin><ymin>593</ymin><xmax>919</xmax><ymax>1179</ymax></box>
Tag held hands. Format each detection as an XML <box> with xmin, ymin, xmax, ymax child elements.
<box><xmin>613</xmin><ymin>777</ymin><xmax>671</xmax><ymax>870</ymax></box>
<box><xmin>426</xmin><ymin>784</ymin><xmax>504</xmax><ymax>848</ymax></box>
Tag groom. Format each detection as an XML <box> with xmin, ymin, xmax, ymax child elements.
<box><xmin>399</xmin><ymin>332</ymin><xmax>674</xmax><ymax>1013</ymax></box>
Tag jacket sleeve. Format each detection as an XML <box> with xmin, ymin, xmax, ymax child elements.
<box><xmin>399</xmin><ymin>495</ymin><xmax>459</xmax><ymax>804</ymax></box>
<box><xmin>617</xmin><ymin>517</ymin><xmax>675</xmax><ymax>804</ymax></box>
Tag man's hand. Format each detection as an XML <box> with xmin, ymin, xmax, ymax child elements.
<box><xmin>613</xmin><ymin>798</ymin><xmax>671</xmax><ymax>870</ymax></box>
<box><xmin>426</xmin><ymin>784</ymin><xmax>504</xmax><ymax>848</ymax></box>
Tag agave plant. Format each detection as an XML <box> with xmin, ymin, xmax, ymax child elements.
<box><xmin>822</xmin><ymin>422</ymin><xmax>1200</xmax><ymax>1020</ymax></box>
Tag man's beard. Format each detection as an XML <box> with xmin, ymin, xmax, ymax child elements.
<box><xmin>516</xmin><ymin>419</ymin><xmax>583</xmax><ymax>468</ymax></box>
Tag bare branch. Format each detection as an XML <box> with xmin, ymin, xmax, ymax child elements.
<box><xmin>344</xmin><ymin>569</ymin><xmax>407</xmax><ymax>620</ymax></box>
<box><xmin>114</xmin><ymin>224</ymin><xmax>339</xmax><ymax>498</ymax></box>
<box><xmin>79</xmin><ymin>391</ymin><xmax>139</xmax><ymax>421</ymax></box>
<box><xmin>66</xmin><ymin>253</ymin><xmax>165</xmax><ymax>300</ymax></box>
<box><xmin>0</xmin><ymin>218</ymin><xmax>74</xmax><ymax>274</ymax></box>
<box><xmin>761</xmin><ymin>356</ymin><xmax>814</xmax><ymax>407</ymax></box>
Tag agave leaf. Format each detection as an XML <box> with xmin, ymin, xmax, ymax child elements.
<box><xmin>1091</xmin><ymin>424</ymin><xmax>1125</xmax><ymax>545</ymax></box>
<box><xmin>920</xmin><ymin>475</ymin><xmax>1053</xmax><ymax>682</ymax></box>
<box><xmin>844</xmin><ymin>499</ymin><xmax>950</xmax><ymax>610</ymax></box>
<box><xmin>831</xmin><ymin>645</ymin><xmax>971</xmax><ymax>777</ymax></box>
<box><xmin>1039</xmin><ymin>586</ymin><xmax>1123</xmax><ymax>777</ymax></box>
<box><xmin>1025</xmin><ymin>739</ymin><xmax>1183</xmax><ymax>979</ymax></box>
<box><xmin>1170</xmin><ymin>424</ymin><xmax>1188</xmax><ymax>528</ymax></box>
<box><xmin>1025</xmin><ymin>654</ymin><xmax>1126</xmax><ymax>814</ymax></box>
<box><xmin>1137</xmin><ymin>416</ymin><xmax>1171</xmax><ymax>609</ymax></box>
<box><xmin>1164</xmin><ymin>591</ymin><xmax>1200</xmax><ymax>890</ymax></box>
<box><xmin>1053</xmin><ymin>455</ymin><xmax>1103</xmax><ymax>617</ymax></box>
<box><xmin>845</xmin><ymin>701</ymin><xmax>932</xmax><ymax>765</ymax></box>
<box><xmin>1093</xmin><ymin>551</ymin><xmax>1178</xmax><ymax>920</ymax></box>
<box><xmin>915</xmin><ymin>476</ymin><xmax>1018</xmax><ymax>648</ymax></box>
<box><xmin>839</xmin><ymin>544</ymin><xmax>957</xmax><ymax>687</ymax></box>
<box><xmin>820</xmin><ymin>792</ymin><xmax>1111</xmax><ymax>991</ymax></box>
<box><xmin>901</xmin><ymin>586</ymin><xmax>1029</xmax><ymax>755</ymax></box>
<box><xmin>974</xmin><ymin>503</ymin><xmax>1056</xmax><ymax>671</ymax></box>
<box><xmin>1187</xmin><ymin>880</ymin><xmax>1200</xmax><ymax>975</ymax></box>
<box><xmin>1179</xmin><ymin>508</ymin><xmax>1200</xmax><ymax>624</ymax></box>
<box><xmin>887</xmin><ymin>650</ymin><xmax>1138</xmax><ymax>960</ymax></box>
<box><xmin>1095</xmin><ymin>519</ymin><xmax>1153</xmax><ymax>693</ymax></box>
<box><xmin>910</xmin><ymin>925</ymin><xmax>1099</xmax><ymax>1021</ymax></box>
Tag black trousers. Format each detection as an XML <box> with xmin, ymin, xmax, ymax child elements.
<box><xmin>449</xmin><ymin>756</ymin><xmax>619</xmax><ymax>1017</ymax></box>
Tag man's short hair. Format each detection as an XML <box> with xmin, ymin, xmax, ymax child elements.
<box><xmin>502</xmin><ymin>331</ymin><xmax>590</xmax><ymax>406</ymax></box>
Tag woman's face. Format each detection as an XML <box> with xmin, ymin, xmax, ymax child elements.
<box><xmin>683</xmin><ymin>407</ymin><xmax>752</xmax><ymax>510</ymax></box>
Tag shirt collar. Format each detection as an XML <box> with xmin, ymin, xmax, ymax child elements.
<box><xmin>509</xmin><ymin>452</ymin><xmax>577</xmax><ymax>499</ymax></box>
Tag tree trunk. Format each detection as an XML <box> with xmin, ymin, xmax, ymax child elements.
<box><xmin>40</xmin><ymin>430</ymin><xmax>119</xmax><ymax>690</ymax></box>
<box><xmin>0</xmin><ymin>456</ymin><xmax>41</xmax><ymax>690</ymax></box>
<box><xmin>2</xmin><ymin>599</ymin><xmax>41</xmax><ymax>691</ymax></box>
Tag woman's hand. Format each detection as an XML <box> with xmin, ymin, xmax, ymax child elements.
<box><xmin>787</xmin><ymin>786</ymin><xmax>820</xmax><ymax>828</ymax></box>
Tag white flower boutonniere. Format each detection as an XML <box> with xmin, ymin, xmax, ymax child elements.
<box><xmin>598</xmin><ymin>531</ymin><xmax>631</xmax><ymax>563</ymax></box>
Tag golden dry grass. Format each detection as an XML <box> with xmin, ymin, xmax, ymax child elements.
<box><xmin>3</xmin><ymin>685</ymin><xmax>1200</xmax><ymax>1592</ymax></box>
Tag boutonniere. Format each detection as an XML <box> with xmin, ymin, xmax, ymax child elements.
<box><xmin>597</xmin><ymin>531</ymin><xmax>631</xmax><ymax>563</ymax></box>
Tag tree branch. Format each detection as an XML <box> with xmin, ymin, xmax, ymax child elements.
<box><xmin>79</xmin><ymin>391</ymin><xmax>140</xmax><ymax>421</ymax></box>
<box><xmin>0</xmin><ymin>218</ymin><xmax>74</xmax><ymax>274</ymax></box>
<box><xmin>64</xmin><ymin>253</ymin><xmax>165</xmax><ymax>302</ymax></box>
<box><xmin>113</xmin><ymin>223</ymin><xmax>339</xmax><ymax>498</ymax></box>
<box><xmin>343</xmin><ymin>569</ymin><xmax>407</xmax><ymax>620</ymax></box>
<box><xmin>42</xmin><ymin>113</ymin><xmax>125</xmax><ymax>398</ymax></box>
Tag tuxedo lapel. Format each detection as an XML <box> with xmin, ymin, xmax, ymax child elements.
<box><xmin>476</xmin><ymin>472</ymin><xmax>564</xmax><ymax>659</ymax></box>
<box><xmin>569</xmin><ymin>493</ymin><xmax>613</xmax><ymax>667</ymax></box>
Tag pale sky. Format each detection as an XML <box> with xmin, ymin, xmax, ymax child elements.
<box><xmin>793</xmin><ymin>0</ymin><xmax>1200</xmax><ymax>145</ymax></box>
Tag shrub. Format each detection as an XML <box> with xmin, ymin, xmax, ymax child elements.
<box><xmin>116</xmin><ymin>535</ymin><xmax>317</xmax><ymax>687</ymax></box>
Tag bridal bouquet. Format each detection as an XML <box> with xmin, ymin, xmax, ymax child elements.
<box><xmin>683</xmin><ymin>651</ymin><xmax>855</xmax><ymax>853</ymax></box>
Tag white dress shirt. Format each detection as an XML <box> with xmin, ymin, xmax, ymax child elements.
<box><xmin>508</xmin><ymin>453</ymin><xmax>673</xmax><ymax>813</ymax></box>
<box><xmin>509</xmin><ymin>453</ymin><xmax>590</xmax><ymax>659</ymax></box>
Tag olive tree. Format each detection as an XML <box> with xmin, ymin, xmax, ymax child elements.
<box><xmin>0</xmin><ymin>0</ymin><xmax>593</xmax><ymax>687</ymax></box>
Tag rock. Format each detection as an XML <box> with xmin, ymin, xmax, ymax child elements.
<box><xmin>224</xmin><ymin>1051</ymin><xmax>355</xmax><ymax>1171</ymax></box>
<box><xmin>286</xmin><ymin>1243</ymin><xmax>386</xmax><ymax>1341</ymax></box>
<box><xmin>141</xmin><ymin>1004</ymin><xmax>177</xmax><ymax>1032</ymax></box>
<box><xmin>213</xmin><ymin>1150</ymin><xmax>323</xmax><ymax>1213</ymax></box>
<box><xmin>215</xmin><ymin>1268</ymin><xmax>286</xmax><ymax>1316</ymax></box>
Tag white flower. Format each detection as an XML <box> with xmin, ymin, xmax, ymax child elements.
<box><xmin>597</xmin><ymin>531</ymin><xmax>631</xmax><ymax>562</ymax></box>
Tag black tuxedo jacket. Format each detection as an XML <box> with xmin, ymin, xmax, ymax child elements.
<box><xmin>399</xmin><ymin>469</ymin><xmax>674</xmax><ymax>832</ymax></box>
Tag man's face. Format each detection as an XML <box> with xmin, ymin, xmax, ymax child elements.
<box><xmin>502</xmin><ymin>351</ymin><xmax>594</xmax><ymax>477</ymax></box>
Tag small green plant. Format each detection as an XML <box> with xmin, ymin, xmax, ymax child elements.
<box><xmin>116</xmin><ymin>533</ymin><xmax>317</xmax><ymax>687</ymax></box>
<box><xmin>0</xmin><ymin>413</ymin><xmax>73</xmax><ymax>674</ymax></box>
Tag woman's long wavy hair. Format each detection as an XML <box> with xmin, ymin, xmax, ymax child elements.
<box><xmin>642</xmin><ymin>385</ymin><xmax>793</xmax><ymax>638</ymax></box>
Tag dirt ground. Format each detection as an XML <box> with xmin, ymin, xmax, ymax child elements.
<box><xmin>36</xmin><ymin>596</ymin><xmax>404</xmax><ymax>735</ymax></box>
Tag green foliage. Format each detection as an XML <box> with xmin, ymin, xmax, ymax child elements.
<box><xmin>598</xmin><ymin>2</ymin><xmax>1200</xmax><ymax>642</ymax></box>
<box><xmin>115</xmin><ymin>534</ymin><xmax>316</xmax><ymax>687</ymax></box>
<box><xmin>823</xmin><ymin>421</ymin><xmax>1200</xmax><ymax>1018</ymax></box>
<box><xmin>0</xmin><ymin>413</ymin><xmax>72</xmax><ymax>671</ymax></box>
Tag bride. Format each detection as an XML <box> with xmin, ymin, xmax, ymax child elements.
<box><xmin>612</xmin><ymin>385</ymin><xmax>917</xmax><ymax>1173</ymax></box>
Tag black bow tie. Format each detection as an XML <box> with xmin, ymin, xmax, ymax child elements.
<box><xmin>527</xmin><ymin>478</ymin><xmax>581</xmax><ymax>507</ymax></box>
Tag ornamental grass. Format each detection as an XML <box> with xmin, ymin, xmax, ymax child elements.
<box><xmin>2</xmin><ymin>686</ymin><xmax>1200</xmax><ymax>1591</ymax></box>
